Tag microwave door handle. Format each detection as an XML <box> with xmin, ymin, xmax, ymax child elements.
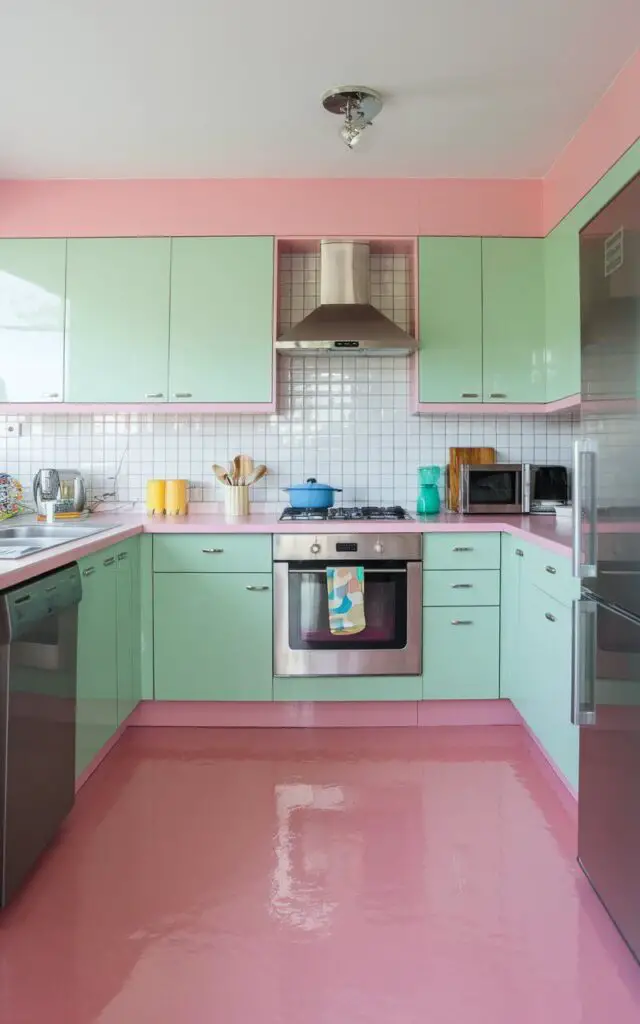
<box><xmin>522</xmin><ymin>464</ymin><xmax>531</xmax><ymax>513</ymax></box>
<box><xmin>459</xmin><ymin>468</ymin><xmax>468</xmax><ymax>513</ymax></box>
<box><xmin>572</xmin><ymin>439</ymin><xmax>598</xmax><ymax>578</ymax></box>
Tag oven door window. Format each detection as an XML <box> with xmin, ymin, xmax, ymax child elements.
<box><xmin>288</xmin><ymin>563</ymin><xmax>407</xmax><ymax>650</ymax></box>
<box><xmin>469</xmin><ymin>469</ymin><xmax>518</xmax><ymax>506</ymax></box>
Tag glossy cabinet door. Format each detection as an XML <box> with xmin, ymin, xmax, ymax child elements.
<box><xmin>544</xmin><ymin>224</ymin><xmax>581</xmax><ymax>401</ymax></box>
<box><xmin>65</xmin><ymin>238</ymin><xmax>171</xmax><ymax>402</ymax></box>
<box><xmin>169</xmin><ymin>237</ymin><xmax>274</xmax><ymax>403</ymax></box>
<box><xmin>116</xmin><ymin>540</ymin><xmax>137</xmax><ymax>725</ymax></box>
<box><xmin>499</xmin><ymin>534</ymin><xmax>524</xmax><ymax>699</ymax></box>
<box><xmin>516</xmin><ymin>580</ymin><xmax>579</xmax><ymax>789</ymax></box>
<box><xmin>422</xmin><ymin>605</ymin><xmax>500</xmax><ymax>699</ymax></box>
<box><xmin>418</xmin><ymin>237</ymin><xmax>482</xmax><ymax>403</ymax></box>
<box><xmin>482</xmin><ymin>238</ymin><xmax>546</xmax><ymax>403</ymax></box>
<box><xmin>154</xmin><ymin>572</ymin><xmax>273</xmax><ymax>700</ymax></box>
<box><xmin>76</xmin><ymin>551</ymin><xmax>118</xmax><ymax>777</ymax></box>
<box><xmin>0</xmin><ymin>239</ymin><xmax>66</xmax><ymax>402</ymax></box>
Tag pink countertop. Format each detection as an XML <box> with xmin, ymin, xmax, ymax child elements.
<box><xmin>0</xmin><ymin>511</ymin><xmax>574</xmax><ymax>589</ymax></box>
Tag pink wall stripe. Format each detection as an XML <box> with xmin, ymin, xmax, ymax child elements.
<box><xmin>543</xmin><ymin>49</ymin><xmax>640</xmax><ymax>232</ymax></box>
<box><xmin>0</xmin><ymin>177</ymin><xmax>542</xmax><ymax>239</ymax></box>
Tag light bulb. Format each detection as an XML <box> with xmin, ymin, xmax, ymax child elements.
<box><xmin>341</xmin><ymin>123</ymin><xmax>361</xmax><ymax>149</ymax></box>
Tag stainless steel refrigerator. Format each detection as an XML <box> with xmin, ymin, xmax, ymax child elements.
<box><xmin>573</xmin><ymin>171</ymin><xmax>640</xmax><ymax>963</ymax></box>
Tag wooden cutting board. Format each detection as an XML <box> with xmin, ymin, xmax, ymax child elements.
<box><xmin>447</xmin><ymin>447</ymin><xmax>496</xmax><ymax>512</ymax></box>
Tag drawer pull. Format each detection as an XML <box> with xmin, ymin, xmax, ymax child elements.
<box><xmin>173</xmin><ymin>392</ymin><xmax>193</xmax><ymax>398</ymax></box>
<box><xmin>451</xmin><ymin>619</ymin><xmax>473</xmax><ymax>626</ymax></box>
<box><xmin>545</xmin><ymin>565</ymin><xmax>557</xmax><ymax>575</ymax></box>
<box><xmin>41</xmin><ymin>392</ymin><xmax>60</xmax><ymax>399</ymax></box>
<box><xmin>452</xmin><ymin>546</ymin><xmax>473</xmax><ymax>552</ymax></box>
<box><xmin>82</xmin><ymin>566</ymin><xmax>96</xmax><ymax>577</ymax></box>
<box><xmin>461</xmin><ymin>393</ymin><xmax>479</xmax><ymax>398</ymax></box>
<box><xmin>202</xmin><ymin>548</ymin><xmax>224</xmax><ymax>554</ymax></box>
<box><xmin>103</xmin><ymin>556</ymin><xmax>116</xmax><ymax>566</ymax></box>
<box><xmin>451</xmin><ymin>583</ymin><xmax>473</xmax><ymax>589</ymax></box>
<box><xmin>145</xmin><ymin>392</ymin><xmax>164</xmax><ymax>398</ymax></box>
<box><xmin>545</xmin><ymin>612</ymin><xmax>557</xmax><ymax>622</ymax></box>
<box><xmin>515</xmin><ymin>549</ymin><xmax>524</xmax><ymax>557</ymax></box>
<box><xmin>490</xmin><ymin>392</ymin><xmax>507</xmax><ymax>398</ymax></box>
<box><xmin>117</xmin><ymin>551</ymin><xmax>128</xmax><ymax>561</ymax></box>
<box><xmin>246</xmin><ymin>585</ymin><xmax>270</xmax><ymax>592</ymax></box>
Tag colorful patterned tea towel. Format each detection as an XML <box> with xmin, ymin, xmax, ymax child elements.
<box><xmin>327</xmin><ymin>566</ymin><xmax>366</xmax><ymax>635</ymax></box>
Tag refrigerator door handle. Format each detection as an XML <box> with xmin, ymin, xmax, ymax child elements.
<box><xmin>572</xmin><ymin>599</ymin><xmax>597</xmax><ymax>725</ymax></box>
<box><xmin>572</xmin><ymin>438</ymin><xmax>598</xmax><ymax>579</ymax></box>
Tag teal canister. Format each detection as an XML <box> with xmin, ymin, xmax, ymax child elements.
<box><xmin>417</xmin><ymin>466</ymin><xmax>441</xmax><ymax>515</ymax></box>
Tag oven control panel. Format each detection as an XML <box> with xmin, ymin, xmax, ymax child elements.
<box><xmin>273</xmin><ymin>533</ymin><xmax>422</xmax><ymax>562</ymax></box>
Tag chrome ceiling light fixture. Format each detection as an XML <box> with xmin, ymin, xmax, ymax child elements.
<box><xmin>321</xmin><ymin>86</ymin><xmax>383</xmax><ymax>150</ymax></box>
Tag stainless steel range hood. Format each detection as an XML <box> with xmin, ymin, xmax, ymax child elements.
<box><xmin>276</xmin><ymin>240</ymin><xmax>418</xmax><ymax>356</ymax></box>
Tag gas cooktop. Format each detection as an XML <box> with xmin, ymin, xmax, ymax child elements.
<box><xmin>279</xmin><ymin>506</ymin><xmax>413</xmax><ymax>522</ymax></box>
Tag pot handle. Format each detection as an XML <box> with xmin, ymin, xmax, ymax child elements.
<box><xmin>306</xmin><ymin>478</ymin><xmax>317</xmax><ymax>484</ymax></box>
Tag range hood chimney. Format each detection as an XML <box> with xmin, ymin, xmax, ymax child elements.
<box><xmin>276</xmin><ymin>240</ymin><xmax>418</xmax><ymax>356</ymax></box>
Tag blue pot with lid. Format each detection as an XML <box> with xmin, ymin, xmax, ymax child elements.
<box><xmin>282</xmin><ymin>478</ymin><xmax>342</xmax><ymax>509</ymax></box>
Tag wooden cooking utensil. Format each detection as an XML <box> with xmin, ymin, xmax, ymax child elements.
<box><xmin>237</xmin><ymin>455</ymin><xmax>254</xmax><ymax>485</ymax></box>
<box><xmin>212</xmin><ymin>464</ymin><xmax>232</xmax><ymax>486</ymax></box>
<box><xmin>245</xmin><ymin>464</ymin><xmax>267</xmax><ymax>486</ymax></box>
<box><xmin>447</xmin><ymin>447</ymin><xmax>496</xmax><ymax>512</ymax></box>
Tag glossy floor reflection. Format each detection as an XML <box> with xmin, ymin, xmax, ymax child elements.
<box><xmin>1</xmin><ymin>726</ymin><xmax>640</xmax><ymax>1023</ymax></box>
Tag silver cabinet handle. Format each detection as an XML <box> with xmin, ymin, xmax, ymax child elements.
<box><xmin>452</xmin><ymin>546</ymin><xmax>473</xmax><ymax>552</ymax></box>
<box><xmin>461</xmin><ymin>393</ymin><xmax>479</xmax><ymax>398</ymax></box>
<box><xmin>451</xmin><ymin>619</ymin><xmax>473</xmax><ymax>625</ymax></box>
<box><xmin>490</xmin><ymin>392</ymin><xmax>507</xmax><ymax>398</ymax></box>
<box><xmin>41</xmin><ymin>392</ymin><xmax>60</xmax><ymax>398</ymax></box>
<box><xmin>173</xmin><ymin>392</ymin><xmax>193</xmax><ymax>398</ymax></box>
<box><xmin>82</xmin><ymin>566</ymin><xmax>96</xmax><ymax>577</ymax></box>
<box><xmin>572</xmin><ymin>438</ymin><xmax>598</xmax><ymax>579</ymax></box>
<box><xmin>246</xmin><ymin>585</ymin><xmax>270</xmax><ymax>592</ymax></box>
<box><xmin>117</xmin><ymin>551</ymin><xmax>128</xmax><ymax>561</ymax></box>
<box><xmin>451</xmin><ymin>583</ymin><xmax>473</xmax><ymax>589</ymax></box>
<box><xmin>202</xmin><ymin>548</ymin><xmax>224</xmax><ymax>554</ymax></box>
<box><xmin>571</xmin><ymin>600</ymin><xmax>597</xmax><ymax>725</ymax></box>
<box><xmin>545</xmin><ymin>612</ymin><xmax>556</xmax><ymax>622</ymax></box>
<box><xmin>515</xmin><ymin>548</ymin><xmax>524</xmax><ymax>557</ymax></box>
<box><xmin>145</xmin><ymin>392</ymin><xmax>164</xmax><ymax>398</ymax></box>
<box><xmin>545</xmin><ymin>565</ymin><xmax>557</xmax><ymax>575</ymax></box>
<box><xmin>103</xmin><ymin>556</ymin><xmax>116</xmax><ymax>566</ymax></box>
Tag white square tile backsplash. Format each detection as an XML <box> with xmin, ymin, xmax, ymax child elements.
<box><xmin>0</xmin><ymin>357</ymin><xmax>577</xmax><ymax>513</ymax></box>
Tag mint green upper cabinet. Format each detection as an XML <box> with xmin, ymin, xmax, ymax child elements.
<box><xmin>76</xmin><ymin>551</ymin><xmax>118</xmax><ymax>777</ymax></box>
<box><xmin>544</xmin><ymin>225</ymin><xmax>581</xmax><ymax>401</ymax></box>
<box><xmin>154</xmin><ymin>572</ymin><xmax>273</xmax><ymax>700</ymax></box>
<box><xmin>482</xmin><ymin>238</ymin><xmax>546</xmax><ymax>403</ymax></box>
<box><xmin>418</xmin><ymin>237</ymin><xmax>482</xmax><ymax>403</ymax></box>
<box><xmin>0</xmin><ymin>239</ymin><xmax>66</xmax><ymax>402</ymax></box>
<box><xmin>65</xmin><ymin>238</ymin><xmax>171</xmax><ymax>402</ymax></box>
<box><xmin>169</xmin><ymin>237</ymin><xmax>274</xmax><ymax>403</ymax></box>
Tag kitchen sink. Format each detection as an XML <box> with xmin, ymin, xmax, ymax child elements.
<box><xmin>0</xmin><ymin>522</ymin><xmax>121</xmax><ymax>558</ymax></box>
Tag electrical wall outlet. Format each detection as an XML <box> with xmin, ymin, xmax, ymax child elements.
<box><xmin>0</xmin><ymin>420</ymin><xmax>22</xmax><ymax>438</ymax></box>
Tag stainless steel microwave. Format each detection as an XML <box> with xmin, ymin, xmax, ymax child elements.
<box><xmin>459</xmin><ymin>463</ymin><xmax>528</xmax><ymax>514</ymax></box>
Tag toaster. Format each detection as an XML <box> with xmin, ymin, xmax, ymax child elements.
<box><xmin>33</xmin><ymin>469</ymin><xmax>87</xmax><ymax>515</ymax></box>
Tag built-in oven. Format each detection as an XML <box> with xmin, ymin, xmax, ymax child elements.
<box><xmin>273</xmin><ymin>533</ymin><xmax>422</xmax><ymax>677</ymax></box>
<box><xmin>459</xmin><ymin>463</ymin><xmax>528</xmax><ymax>514</ymax></box>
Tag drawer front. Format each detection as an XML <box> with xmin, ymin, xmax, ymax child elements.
<box><xmin>422</xmin><ymin>605</ymin><xmax>500</xmax><ymax>699</ymax></box>
<box><xmin>424</xmin><ymin>533</ymin><xmax>501</xmax><ymax>570</ymax></box>
<box><xmin>153</xmin><ymin>534</ymin><xmax>272</xmax><ymax>573</ymax></box>
<box><xmin>423</xmin><ymin>569</ymin><xmax>500</xmax><ymax>606</ymax></box>
<box><xmin>527</xmin><ymin>542</ymin><xmax>577</xmax><ymax>606</ymax></box>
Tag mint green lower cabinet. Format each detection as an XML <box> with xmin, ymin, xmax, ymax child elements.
<box><xmin>116</xmin><ymin>538</ymin><xmax>141</xmax><ymax>724</ymax></box>
<box><xmin>154</xmin><ymin>572</ymin><xmax>273</xmax><ymax>700</ymax></box>
<box><xmin>76</xmin><ymin>551</ymin><xmax>118</xmax><ymax>777</ymax></box>
<box><xmin>423</xmin><ymin>569</ymin><xmax>499</xmax><ymax>607</ymax></box>
<box><xmin>515</xmin><ymin>583</ymin><xmax>578</xmax><ymax>789</ymax></box>
<box><xmin>499</xmin><ymin>534</ymin><xmax>524</xmax><ymax>698</ymax></box>
<box><xmin>273</xmin><ymin>677</ymin><xmax>423</xmax><ymax>702</ymax></box>
<box><xmin>422</xmin><ymin>606</ymin><xmax>499</xmax><ymax>699</ymax></box>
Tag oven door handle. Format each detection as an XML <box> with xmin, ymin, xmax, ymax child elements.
<box><xmin>286</xmin><ymin>567</ymin><xmax>408</xmax><ymax>574</ymax></box>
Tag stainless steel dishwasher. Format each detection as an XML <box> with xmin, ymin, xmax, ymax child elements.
<box><xmin>0</xmin><ymin>563</ymin><xmax>81</xmax><ymax>908</ymax></box>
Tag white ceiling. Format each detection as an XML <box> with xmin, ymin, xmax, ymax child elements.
<box><xmin>1</xmin><ymin>0</ymin><xmax>638</xmax><ymax>179</ymax></box>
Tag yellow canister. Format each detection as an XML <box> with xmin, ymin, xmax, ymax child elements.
<box><xmin>165</xmin><ymin>479</ymin><xmax>189</xmax><ymax>517</ymax></box>
<box><xmin>146</xmin><ymin>480</ymin><xmax>166</xmax><ymax>516</ymax></box>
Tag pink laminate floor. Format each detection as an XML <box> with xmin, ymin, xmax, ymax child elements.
<box><xmin>1</xmin><ymin>726</ymin><xmax>640</xmax><ymax>1024</ymax></box>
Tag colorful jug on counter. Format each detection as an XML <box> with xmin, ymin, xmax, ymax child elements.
<box><xmin>417</xmin><ymin>466</ymin><xmax>441</xmax><ymax>515</ymax></box>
